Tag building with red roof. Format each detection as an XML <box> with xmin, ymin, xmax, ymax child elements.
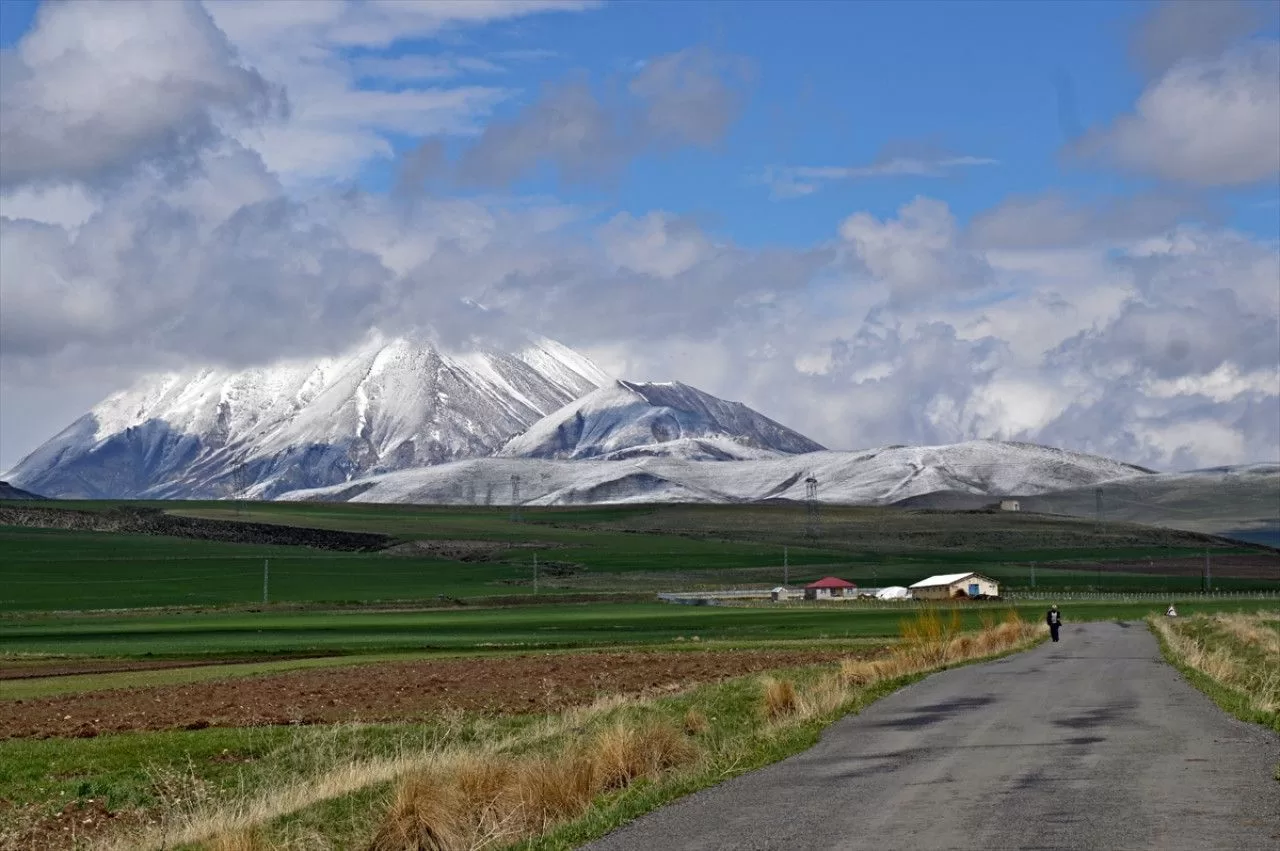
<box><xmin>803</xmin><ymin>576</ymin><xmax>857</xmax><ymax>600</ymax></box>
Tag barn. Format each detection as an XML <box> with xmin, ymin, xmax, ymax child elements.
<box><xmin>909</xmin><ymin>572</ymin><xmax>1000</xmax><ymax>600</ymax></box>
<box><xmin>804</xmin><ymin>577</ymin><xmax>857</xmax><ymax>600</ymax></box>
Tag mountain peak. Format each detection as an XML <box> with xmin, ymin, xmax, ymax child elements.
<box><xmin>497</xmin><ymin>379</ymin><xmax>825</xmax><ymax>461</ymax></box>
<box><xmin>7</xmin><ymin>335</ymin><xmax>610</xmax><ymax>499</ymax></box>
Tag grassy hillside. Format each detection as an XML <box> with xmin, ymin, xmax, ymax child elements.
<box><xmin>2</xmin><ymin>501</ymin><xmax>1276</xmax><ymax>613</ymax></box>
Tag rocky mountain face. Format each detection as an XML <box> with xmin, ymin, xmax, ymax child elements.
<box><xmin>4</xmin><ymin>336</ymin><xmax>609</xmax><ymax>499</ymax></box>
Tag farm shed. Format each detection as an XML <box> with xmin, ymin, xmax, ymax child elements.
<box><xmin>770</xmin><ymin>586</ymin><xmax>790</xmax><ymax>602</ymax></box>
<box><xmin>1000</xmin><ymin>499</ymin><xmax>1021</xmax><ymax>511</ymax></box>
<box><xmin>804</xmin><ymin>577</ymin><xmax>857</xmax><ymax>600</ymax></box>
<box><xmin>909</xmin><ymin>572</ymin><xmax>999</xmax><ymax>600</ymax></box>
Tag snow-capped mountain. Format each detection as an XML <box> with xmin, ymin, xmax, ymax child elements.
<box><xmin>497</xmin><ymin>380</ymin><xmax>825</xmax><ymax>461</ymax></box>
<box><xmin>279</xmin><ymin>440</ymin><xmax>1153</xmax><ymax>507</ymax></box>
<box><xmin>4</xmin><ymin>335</ymin><xmax>610</xmax><ymax>499</ymax></box>
<box><xmin>0</xmin><ymin>481</ymin><xmax>44</xmax><ymax>500</ymax></box>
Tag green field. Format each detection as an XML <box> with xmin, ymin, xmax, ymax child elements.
<box><xmin>6</xmin><ymin>599</ymin><xmax>1279</xmax><ymax>662</ymax></box>
<box><xmin>3</xmin><ymin>501</ymin><xmax>1276</xmax><ymax>614</ymax></box>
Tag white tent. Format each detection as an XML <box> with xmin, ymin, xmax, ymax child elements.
<box><xmin>875</xmin><ymin>586</ymin><xmax>911</xmax><ymax>600</ymax></box>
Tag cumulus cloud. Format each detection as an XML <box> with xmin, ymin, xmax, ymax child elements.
<box><xmin>839</xmin><ymin>198</ymin><xmax>992</xmax><ymax>305</ymax></box>
<box><xmin>1130</xmin><ymin>0</ymin><xmax>1270</xmax><ymax>77</ymax></box>
<box><xmin>1075</xmin><ymin>40</ymin><xmax>1280</xmax><ymax>185</ymax></box>
<box><xmin>0</xmin><ymin>0</ymin><xmax>281</xmax><ymax>189</ymax></box>
<box><xmin>1</xmin><ymin>2</ymin><xmax>1276</xmax><ymax>475</ymax></box>
<box><xmin>456</xmin><ymin>47</ymin><xmax>752</xmax><ymax>186</ymax></box>
<box><xmin>201</xmin><ymin>0</ymin><xmax>600</xmax><ymax>184</ymax></box>
<box><xmin>967</xmin><ymin>191</ymin><xmax>1205</xmax><ymax>249</ymax></box>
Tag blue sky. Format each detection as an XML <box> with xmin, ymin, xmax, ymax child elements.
<box><xmin>6</xmin><ymin>0</ymin><xmax>1269</xmax><ymax>246</ymax></box>
<box><xmin>1</xmin><ymin>0</ymin><xmax>1278</xmax><ymax>472</ymax></box>
<box><xmin>349</xmin><ymin>0</ymin><xmax>1276</xmax><ymax>245</ymax></box>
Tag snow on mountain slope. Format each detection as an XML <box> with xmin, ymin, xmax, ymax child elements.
<box><xmin>5</xmin><ymin>335</ymin><xmax>610</xmax><ymax>499</ymax></box>
<box><xmin>279</xmin><ymin>440</ymin><xmax>1152</xmax><ymax>507</ymax></box>
<box><xmin>497</xmin><ymin>380</ymin><xmax>825</xmax><ymax>461</ymax></box>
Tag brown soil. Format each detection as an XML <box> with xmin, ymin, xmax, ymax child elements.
<box><xmin>0</xmin><ymin>655</ymin><xmax>322</xmax><ymax>681</ymax></box>
<box><xmin>1</xmin><ymin>798</ymin><xmax>145</xmax><ymax>851</ymax></box>
<box><xmin>0</xmin><ymin>649</ymin><xmax>872</xmax><ymax>740</ymax></box>
<box><xmin>1068</xmin><ymin>554</ymin><xmax>1280</xmax><ymax>580</ymax></box>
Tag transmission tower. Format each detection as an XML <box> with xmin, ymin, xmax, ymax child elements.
<box><xmin>805</xmin><ymin>474</ymin><xmax>820</xmax><ymax>539</ymax></box>
<box><xmin>510</xmin><ymin>474</ymin><xmax>522</xmax><ymax>523</ymax></box>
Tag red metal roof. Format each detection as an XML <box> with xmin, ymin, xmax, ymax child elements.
<box><xmin>805</xmin><ymin>576</ymin><xmax>857</xmax><ymax>589</ymax></box>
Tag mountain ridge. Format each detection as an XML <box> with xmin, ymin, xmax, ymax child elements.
<box><xmin>5</xmin><ymin>335</ymin><xmax>610</xmax><ymax>499</ymax></box>
<box><xmin>497</xmin><ymin>379</ymin><xmax>825</xmax><ymax>461</ymax></box>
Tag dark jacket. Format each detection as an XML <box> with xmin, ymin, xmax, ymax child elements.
<box><xmin>1046</xmin><ymin>609</ymin><xmax>1062</xmax><ymax>627</ymax></box>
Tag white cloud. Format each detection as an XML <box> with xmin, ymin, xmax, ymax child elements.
<box><xmin>1076</xmin><ymin>40</ymin><xmax>1280</xmax><ymax>186</ymax></box>
<box><xmin>1144</xmin><ymin>363</ymin><xmax>1280</xmax><ymax>402</ymax></box>
<box><xmin>0</xmin><ymin>183</ymin><xmax>100</xmax><ymax>229</ymax></box>
<box><xmin>967</xmin><ymin>191</ymin><xmax>1203</xmax><ymax>250</ymax></box>
<box><xmin>202</xmin><ymin>0</ymin><xmax>596</xmax><ymax>184</ymax></box>
<box><xmin>0</xmin><ymin>0</ymin><xmax>279</xmax><ymax>189</ymax></box>
<box><xmin>761</xmin><ymin>154</ymin><xmax>997</xmax><ymax>200</ymax></box>
<box><xmin>1130</xmin><ymin>0</ymin><xmax>1268</xmax><ymax>77</ymax></box>
<box><xmin>839</xmin><ymin>198</ymin><xmax>992</xmax><ymax>305</ymax></box>
<box><xmin>0</xmin><ymin>3</ymin><xmax>1275</xmax><ymax>474</ymax></box>
<box><xmin>456</xmin><ymin>47</ymin><xmax>752</xmax><ymax>187</ymax></box>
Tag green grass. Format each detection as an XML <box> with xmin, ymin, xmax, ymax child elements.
<box><xmin>5</xmin><ymin>599</ymin><xmax>1278</xmax><ymax>662</ymax></box>
<box><xmin>1150</xmin><ymin>613</ymin><xmax>1280</xmax><ymax>732</ymax></box>
<box><xmin>5</xmin><ymin>500</ymin><xmax>1277</xmax><ymax>614</ymax></box>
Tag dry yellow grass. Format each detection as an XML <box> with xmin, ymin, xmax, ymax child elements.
<box><xmin>207</xmin><ymin>829</ymin><xmax>269</xmax><ymax>851</ymax></box>
<box><xmin>1217</xmin><ymin>613</ymin><xmax>1280</xmax><ymax>656</ymax></box>
<box><xmin>760</xmin><ymin>677</ymin><xmax>799</xmax><ymax>720</ymax></box>
<box><xmin>1153</xmin><ymin>613</ymin><xmax>1280</xmax><ymax>716</ymax></box>
<box><xmin>776</xmin><ymin>609</ymin><xmax>1041</xmax><ymax>728</ymax></box>
<box><xmin>109</xmin><ymin>613</ymin><xmax>1042</xmax><ymax>851</ymax></box>
<box><xmin>366</xmin><ymin>720</ymin><xmax>698</xmax><ymax>851</ymax></box>
<box><xmin>683</xmin><ymin>708</ymin><xmax>709</xmax><ymax>736</ymax></box>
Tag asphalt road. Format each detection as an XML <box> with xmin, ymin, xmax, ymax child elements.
<box><xmin>585</xmin><ymin>621</ymin><xmax>1280</xmax><ymax>851</ymax></box>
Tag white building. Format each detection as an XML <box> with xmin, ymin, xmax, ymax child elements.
<box><xmin>909</xmin><ymin>572</ymin><xmax>1000</xmax><ymax>600</ymax></box>
<box><xmin>999</xmin><ymin>499</ymin><xmax>1021</xmax><ymax>511</ymax></box>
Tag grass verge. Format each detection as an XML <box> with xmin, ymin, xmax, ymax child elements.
<box><xmin>1149</xmin><ymin>611</ymin><xmax>1280</xmax><ymax>733</ymax></box>
<box><xmin>100</xmin><ymin>610</ymin><xmax>1043</xmax><ymax>850</ymax></box>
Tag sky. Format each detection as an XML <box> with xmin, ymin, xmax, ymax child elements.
<box><xmin>1</xmin><ymin>0</ymin><xmax>1278</xmax><ymax>473</ymax></box>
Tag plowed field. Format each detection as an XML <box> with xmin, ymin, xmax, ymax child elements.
<box><xmin>0</xmin><ymin>648</ymin><xmax>875</xmax><ymax>739</ymax></box>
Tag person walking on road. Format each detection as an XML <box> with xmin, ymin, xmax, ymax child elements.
<box><xmin>1047</xmin><ymin>604</ymin><xmax>1062</xmax><ymax>642</ymax></box>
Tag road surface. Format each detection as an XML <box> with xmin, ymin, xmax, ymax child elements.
<box><xmin>584</xmin><ymin>621</ymin><xmax>1280</xmax><ymax>851</ymax></box>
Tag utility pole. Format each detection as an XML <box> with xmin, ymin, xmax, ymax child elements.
<box><xmin>1094</xmin><ymin>487</ymin><xmax>1104</xmax><ymax>533</ymax></box>
<box><xmin>1031</xmin><ymin>561</ymin><xmax>1036</xmax><ymax>589</ymax></box>
<box><xmin>263</xmin><ymin>559</ymin><xmax>269</xmax><ymax>605</ymax></box>
<box><xmin>783</xmin><ymin>546</ymin><xmax>789</xmax><ymax>587</ymax></box>
<box><xmin>1204</xmin><ymin>548</ymin><xmax>1211</xmax><ymax>592</ymax></box>
<box><xmin>510</xmin><ymin>475</ymin><xmax>522</xmax><ymax>523</ymax></box>
<box><xmin>805</xmin><ymin>474</ymin><xmax>820</xmax><ymax>539</ymax></box>
<box><xmin>533</xmin><ymin>552</ymin><xmax>539</xmax><ymax>595</ymax></box>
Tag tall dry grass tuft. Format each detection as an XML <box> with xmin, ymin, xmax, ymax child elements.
<box><xmin>514</xmin><ymin>753</ymin><xmax>598</xmax><ymax>831</ymax></box>
<box><xmin>366</xmin><ymin>719</ymin><xmax>698</xmax><ymax>851</ymax></box>
<box><xmin>367</xmin><ymin>769</ymin><xmax>468</xmax><ymax>851</ymax></box>
<box><xmin>683</xmin><ymin>708</ymin><xmax>709</xmax><ymax>736</ymax></box>
<box><xmin>899</xmin><ymin>608</ymin><xmax>963</xmax><ymax>666</ymax></box>
<box><xmin>760</xmin><ymin>677</ymin><xmax>799</xmax><ymax>720</ymax></box>
<box><xmin>592</xmin><ymin>720</ymin><xmax>698</xmax><ymax>791</ymax></box>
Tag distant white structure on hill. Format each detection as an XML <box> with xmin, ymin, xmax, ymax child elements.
<box><xmin>1000</xmin><ymin>499</ymin><xmax>1021</xmax><ymax>511</ymax></box>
